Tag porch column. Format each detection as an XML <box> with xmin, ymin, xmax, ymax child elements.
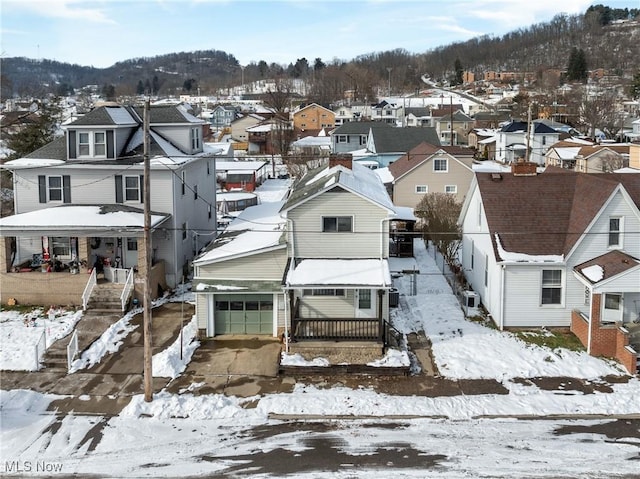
<box><xmin>78</xmin><ymin>237</ymin><xmax>90</xmax><ymax>265</ymax></box>
<box><xmin>137</xmin><ymin>236</ymin><xmax>148</xmax><ymax>278</ymax></box>
<box><xmin>0</xmin><ymin>237</ymin><xmax>11</xmax><ymax>272</ymax></box>
<box><xmin>588</xmin><ymin>293</ymin><xmax>602</xmax><ymax>355</ymax></box>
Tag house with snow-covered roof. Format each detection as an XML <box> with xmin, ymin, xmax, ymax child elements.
<box><xmin>0</xmin><ymin>103</ymin><xmax>231</xmax><ymax>308</ymax></box>
<box><xmin>495</xmin><ymin>120</ymin><xmax>560</xmax><ymax>165</ymax></box>
<box><xmin>192</xmin><ymin>153</ymin><xmax>398</xmax><ymax>357</ymax></box>
<box><xmin>458</xmin><ymin>164</ymin><xmax>640</xmax><ymax>373</ymax></box>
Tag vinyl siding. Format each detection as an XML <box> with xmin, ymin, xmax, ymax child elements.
<box><xmin>299</xmin><ymin>290</ymin><xmax>356</xmax><ymax>318</ymax></box>
<box><xmin>288</xmin><ymin>190</ymin><xmax>389</xmax><ymax>258</ymax></box>
<box><xmin>153</xmin><ymin>126</ymin><xmax>193</xmax><ymax>153</ymax></box>
<box><xmin>503</xmin><ymin>265</ymin><xmax>570</xmax><ymax>327</ymax></box>
<box><xmin>393</xmin><ymin>155</ymin><xmax>473</xmax><ymax>208</ymax></box>
<box><xmin>197</xmin><ymin>248</ymin><xmax>287</xmax><ymax>280</ymax></box>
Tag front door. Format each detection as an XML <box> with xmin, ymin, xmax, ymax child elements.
<box><xmin>355</xmin><ymin>289</ymin><xmax>376</xmax><ymax>318</ymax></box>
<box><xmin>602</xmin><ymin>293</ymin><xmax>622</xmax><ymax>324</ymax></box>
<box><xmin>124</xmin><ymin>238</ymin><xmax>138</xmax><ymax>269</ymax></box>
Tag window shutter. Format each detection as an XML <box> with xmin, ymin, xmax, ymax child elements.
<box><xmin>106</xmin><ymin>130</ymin><xmax>115</xmax><ymax>158</ymax></box>
<box><xmin>68</xmin><ymin>131</ymin><xmax>77</xmax><ymax>159</ymax></box>
<box><xmin>139</xmin><ymin>175</ymin><xmax>144</xmax><ymax>204</ymax></box>
<box><xmin>62</xmin><ymin>175</ymin><xmax>71</xmax><ymax>203</ymax></box>
<box><xmin>115</xmin><ymin>175</ymin><xmax>123</xmax><ymax>203</ymax></box>
<box><xmin>38</xmin><ymin>175</ymin><xmax>46</xmax><ymax>203</ymax></box>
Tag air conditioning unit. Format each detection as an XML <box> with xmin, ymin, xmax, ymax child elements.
<box><xmin>462</xmin><ymin>291</ymin><xmax>479</xmax><ymax>309</ymax></box>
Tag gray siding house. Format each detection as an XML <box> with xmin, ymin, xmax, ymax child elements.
<box><xmin>0</xmin><ymin>103</ymin><xmax>230</xmax><ymax>306</ymax></box>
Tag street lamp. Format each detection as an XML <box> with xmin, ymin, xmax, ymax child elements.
<box><xmin>386</xmin><ymin>67</ymin><xmax>392</xmax><ymax>97</ymax></box>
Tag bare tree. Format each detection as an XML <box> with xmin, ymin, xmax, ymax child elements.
<box><xmin>414</xmin><ymin>193</ymin><xmax>462</xmax><ymax>265</ymax></box>
<box><xmin>600</xmin><ymin>152</ymin><xmax>627</xmax><ymax>172</ymax></box>
<box><xmin>575</xmin><ymin>85</ymin><xmax>619</xmax><ymax>138</ymax></box>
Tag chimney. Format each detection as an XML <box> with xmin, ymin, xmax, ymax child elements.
<box><xmin>329</xmin><ymin>153</ymin><xmax>353</xmax><ymax>170</ymax></box>
<box><xmin>511</xmin><ymin>160</ymin><xmax>537</xmax><ymax>176</ymax></box>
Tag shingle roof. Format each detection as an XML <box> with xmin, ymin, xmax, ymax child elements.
<box><xmin>476</xmin><ymin>168</ymin><xmax>640</xmax><ymax>261</ymax></box>
<box><xmin>331</xmin><ymin>121</ymin><xmax>392</xmax><ymax>135</ymax></box>
<box><xmin>25</xmin><ymin>136</ymin><xmax>67</xmax><ymax>160</ymax></box>
<box><xmin>388</xmin><ymin>142</ymin><xmax>473</xmax><ymax>180</ymax></box>
<box><xmin>371</xmin><ymin>127</ymin><xmax>440</xmax><ymax>153</ymax></box>
<box><xmin>574</xmin><ymin>250</ymin><xmax>640</xmax><ymax>284</ymax></box>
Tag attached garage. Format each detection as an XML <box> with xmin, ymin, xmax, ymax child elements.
<box><xmin>214</xmin><ymin>294</ymin><xmax>274</xmax><ymax>334</ymax></box>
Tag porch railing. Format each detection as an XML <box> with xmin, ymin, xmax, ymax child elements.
<box><xmin>104</xmin><ymin>267</ymin><xmax>130</xmax><ymax>284</ymax></box>
<box><xmin>292</xmin><ymin>317</ymin><xmax>381</xmax><ymax>341</ymax></box>
<box><xmin>66</xmin><ymin>330</ymin><xmax>79</xmax><ymax>372</ymax></box>
<box><xmin>120</xmin><ymin>268</ymin><xmax>135</xmax><ymax>312</ymax></box>
<box><xmin>81</xmin><ymin>268</ymin><xmax>97</xmax><ymax>311</ymax></box>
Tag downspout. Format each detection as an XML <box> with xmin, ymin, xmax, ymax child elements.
<box><xmin>586</xmin><ymin>287</ymin><xmax>593</xmax><ymax>355</ymax></box>
<box><xmin>380</xmin><ymin>218</ymin><xmax>387</xmax><ymax>260</ymax></box>
<box><xmin>499</xmin><ymin>264</ymin><xmax>505</xmax><ymax>330</ymax></box>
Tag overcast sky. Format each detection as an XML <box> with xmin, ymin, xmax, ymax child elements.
<box><xmin>1</xmin><ymin>0</ymin><xmax>638</xmax><ymax>68</ymax></box>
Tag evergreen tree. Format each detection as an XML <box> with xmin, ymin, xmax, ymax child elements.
<box><xmin>136</xmin><ymin>80</ymin><xmax>145</xmax><ymax>95</ymax></box>
<box><xmin>566</xmin><ymin>47</ymin><xmax>588</xmax><ymax>82</ymax></box>
<box><xmin>4</xmin><ymin>100</ymin><xmax>62</xmax><ymax>160</ymax></box>
<box><xmin>101</xmin><ymin>83</ymin><xmax>116</xmax><ymax>100</ymax></box>
<box><xmin>152</xmin><ymin>75</ymin><xmax>160</xmax><ymax>95</ymax></box>
<box><xmin>630</xmin><ymin>71</ymin><xmax>640</xmax><ymax>99</ymax></box>
<box><xmin>454</xmin><ymin>58</ymin><xmax>464</xmax><ymax>85</ymax></box>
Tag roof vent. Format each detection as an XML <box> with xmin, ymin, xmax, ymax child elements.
<box><xmin>491</xmin><ymin>173</ymin><xmax>502</xmax><ymax>181</ymax></box>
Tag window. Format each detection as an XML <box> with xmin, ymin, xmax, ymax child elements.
<box><xmin>303</xmin><ymin>289</ymin><xmax>346</xmax><ymax>297</ymax></box>
<box><xmin>48</xmin><ymin>176</ymin><xmax>63</xmax><ymax>201</ymax></box>
<box><xmin>207</xmin><ymin>161</ymin><xmax>211</xmax><ymax>175</ymax></box>
<box><xmin>127</xmin><ymin>238</ymin><xmax>138</xmax><ymax>251</ymax></box>
<box><xmin>77</xmin><ymin>131</ymin><xmax>106</xmax><ymax>157</ymax></box>
<box><xmin>445</xmin><ymin>185</ymin><xmax>457</xmax><ymax>194</ymax></box>
<box><xmin>604</xmin><ymin>293</ymin><xmax>621</xmax><ymax>310</ymax></box>
<box><xmin>182</xmin><ymin>222</ymin><xmax>187</xmax><ymax>241</ymax></box>
<box><xmin>190</xmin><ymin>127</ymin><xmax>201</xmax><ymax>150</ymax></box>
<box><xmin>208</xmin><ymin>205</ymin><xmax>212</xmax><ymax>219</ymax></box>
<box><xmin>94</xmin><ymin>132</ymin><xmax>106</xmax><ymax>156</ymax></box>
<box><xmin>360</xmin><ymin>135</ymin><xmax>367</xmax><ymax>145</ymax></box>
<box><xmin>433</xmin><ymin>158</ymin><xmax>448</xmax><ymax>172</ymax></box>
<box><xmin>541</xmin><ymin>270</ymin><xmax>562</xmax><ymax>305</ymax></box>
<box><xmin>358</xmin><ymin>289</ymin><xmax>372</xmax><ymax>309</ymax></box>
<box><xmin>181</xmin><ymin>171</ymin><xmax>186</xmax><ymax>195</ymax></box>
<box><xmin>608</xmin><ymin>217</ymin><xmax>621</xmax><ymax>247</ymax></box>
<box><xmin>470</xmin><ymin>239</ymin><xmax>474</xmax><ymax>269</ymax></box>
<box><xmin>337</xmin><ymin>135</ymin><xmax>348</xmax><ymax>143</ymax></box>
<box><xmin>51</xmin><ymin>237</ymin><xmax>71</xmax><ymax>258</ymax></box>
<box><xmin>322</xmin><ymin>216</ymin><xmax>352</xmax><ymax>233</ymax></box>
<box><xmin>194</xmin><ymin>184</ymin><xmax>198</xmax><ymax>200</ymax></box>
<box><xmin>78</xmin><ymin>132</ymin><xmax>90</xmax><ymax>156</ymax></box>
<box><xmin>124</xmin><ymin>176</ymin><xmax>140</xmax><ymax>201</ymax></box>
<box><xmin>484</xmin><ymin>254</ymin><xmax>488</xmax><ymax>287</ymax></box>
<box><xmin>415</xmin><ymin>185</ymin><xmax>428</xmax><ymax>194</ymax></box>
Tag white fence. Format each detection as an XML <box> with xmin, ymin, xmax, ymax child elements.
<box><xmin>82</xmin><ymin>268</ymin><xmax>97</xmax><ymax>310</ymax></box>
<box><xmin>66</xmin><ymin>330</ymin><xmax>79</xmax><ymax>372</ymax></box>
<box><xmin>33</xmin><ymin>330</ymin><xmax>46</xmax><ymax>371</ymax></box>
<box><xmin>120</xmin><ymin>268</ymin><xmax>135</xmax><ymax>311</ymax></box>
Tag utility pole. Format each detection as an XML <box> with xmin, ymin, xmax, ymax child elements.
<box><xmin>450</xmin><ymin>95</ymin><xmax>454</xmax><ymax>146</ymax></box>
<box><xmin>386</xmin><ymin>67</ymin><xmax>392</xmax><ymax>97</ymax></box>
<box><xmin>525</xmin><ymin>103</ymin><xmax>532</xmax><ymax>163</ymax></box>
<box><xmin>143</xmin><ymin>98</ymin><xmax>153</xmax><ymax>402</ymax></box>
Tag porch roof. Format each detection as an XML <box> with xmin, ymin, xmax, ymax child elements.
<box><xmin>192</xmin><ymin>278</ymin><xmax>282</xmax><ymax>293</ymax></box>
<box><xmin>0</xmin><ymin>205</ymin><xmax>170</xmax><ymax>236</ymax></box>
<box><xmin>573</xmin><ymin>250</ymin><xmax>640</xmax><ymax>292</ymax></box>
<box><xmin>285</xmin><ymin>259</ymin><xmax>392</xmax><ymax>289</ymax></box>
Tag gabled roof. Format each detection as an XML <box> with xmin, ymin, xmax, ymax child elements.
<box><xmin>331</xmin><ymin>121</ymin><xmax>392</xmax><ymax>135</ymax></box>
<box><xmin>388</xmin><ymin>142</ymin><xmax>473</xmax><ymax>181</ymax></box>
<box><xmin>475</xmin><ymin>168</ymin><xmax>640</xmax><ymax>261</ymax></box>
<box><xmin>294</xmin><ymin>103</ymin><xmax>334</xmax><ymax>115</ymax></box>
<box><xmin>500</xmin><ymin>121</ymin><xmax>527</xmax><ymax>132</ymax></box>
<box><xmin>371</xmin><ymin>127</ymin><xmax>440</xmax><ymax>153</ymax></box>
<box><xmin>67</xmin><ymin>105</ymin><xmax>138</xmax><ymax>126</ymax></box>
<box><xmin>577</xmin><ymin>144</ymin><xmax>630</xmax><ymax>158</ymax></box>
<box><xmin>281</xmin><ymin>161</ymin><xmax>394</xmax><ymax>213</ymax></box>
<box><xmin>574</xmin><ymin>250</ymin><xmax>640</xmax><ymax>285</ymax></box>
<box><xmin>405</xmin><ymin>107</ymin><xmax>430</xmax><ymax>117</ymax></box>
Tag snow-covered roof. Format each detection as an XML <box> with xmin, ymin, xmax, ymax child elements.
<box><xmin>286</xmin><ymin>259</ymin><xmax>392</xmax><ymax>288</ymax></box>
<box><xmin>193</xmin><ymin>200</ymin><xmax>286</xmax><ymax>264</ymax></box>
<box><xmin>215</xmin><ymin>160</ymin><xmax>268</xmax><ymax>172</ymax></box>
<box><xmin>495</xmin><ymin>234</ymin><xmax>563</xmax><ymax>263</ymax></box>
<box><xmin>0</xmin><ymin>205</ymin><xmax>169</xmax><ymax>235</ymax></box>
<box><xmin>374</xmin><ymin>166</ymin><xmax>394</xmax><ymax>184</ymax></box>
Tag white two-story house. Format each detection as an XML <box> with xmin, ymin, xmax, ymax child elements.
<box><xmin>458</xmin><ymin>164</ymin><xmax>640</xmax><ymax>372</ymax></box>
<box><xmin>192</xmin><ymin>154</ymin><xmax>397</xmax><ymax>350</ymax></box>
<box><xmin>0</xmin><ymin>103</ymin><xmax>230</xmax><ymax>307</ymax></box>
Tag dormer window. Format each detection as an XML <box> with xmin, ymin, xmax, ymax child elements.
<box><xmin>77</xmin><ymin>131</ymin><xmax>107</xmax><ymax>158</ymax></box>
<box><xmin>190</xmin><ymin>127</ymin><xmax>201</xmax><ymax>151</ymax></box>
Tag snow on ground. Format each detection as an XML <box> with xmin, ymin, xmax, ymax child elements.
<box><xmin>391</xmin><ymin>240</ymin><xmax>627</xmax><ymax>382</ymax></box>
<box><xmin>0</xmin><ymin>307</ymin><xmax>82</xmax><ymax>371</ymax></box>
<box><xmin>152</xmin><ymin>315</ymin><xmax>200</xmax><ymax>379</ymax></box>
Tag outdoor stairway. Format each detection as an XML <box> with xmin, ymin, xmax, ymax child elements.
<box><xmin>40</xmin><ymin>310</ymin><xmax>123</xmax><ymax>373</ymax></box>
<box><xmin>87</xmin><ymin>281</ymin><xmax>129</xmax><ymax>312</ymax></box>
